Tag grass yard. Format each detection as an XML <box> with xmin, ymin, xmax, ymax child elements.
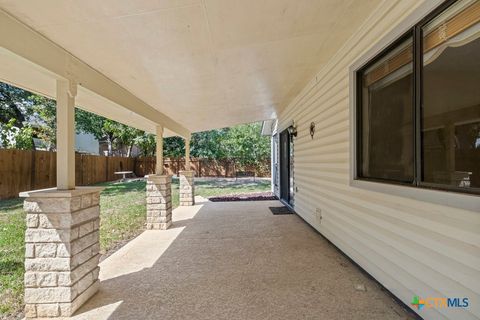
<box><xmin>0</xmin><ymin>178</ymin><xmax>270</xmax><ymax>319</ymax></box>
<box><xmin>0</xmin><ymin>198</ymin><xmax>24</xmax><ymax>319</ymax></box>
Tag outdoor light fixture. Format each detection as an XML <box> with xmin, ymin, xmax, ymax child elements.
<box><xmin>288</xmin><ymin>125</ymin><xmax>297</xmax><ymax>137</ymax></box>
<box><xmin>310</xmin><ymin>122</ymin><xmax>315</xmax><ymax>139</ymax></box>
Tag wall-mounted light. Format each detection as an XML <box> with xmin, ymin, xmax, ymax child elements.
<box><xmin>288</xmin><ymin>125</ymin><xmax>297</xmax><ymax>137</ymax></box>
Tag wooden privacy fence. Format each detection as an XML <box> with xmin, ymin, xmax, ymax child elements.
<box><xmin>0</xmin><ymin>149</ymin><xmax>270</xmax><ymax>199</ymax></box>
<box><xmin>134</xmin><ymin>158</ymin><xmax>267</xmax><ymax>178</ymax></box>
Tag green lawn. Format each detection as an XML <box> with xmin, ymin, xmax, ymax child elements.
<box><xmin>0</xmin><ymin>198</ymin><xmax>25</xmax><ymax>318</ymax></box>
<box><xmin>0</xmin><ymin>178</ymin><xmax>270</xmax><ymax>318</ymax></box>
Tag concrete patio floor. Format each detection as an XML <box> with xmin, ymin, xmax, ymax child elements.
<box><xmin>72</xmin><ymin>197</ymin><xmax>416</xmax><ymax>320</ymax></box>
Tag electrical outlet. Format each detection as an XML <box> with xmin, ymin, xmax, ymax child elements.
<box><xmin>316</xmin><ymin>208</ymin><xmax>322</xmax><ymax>224</ymax></box>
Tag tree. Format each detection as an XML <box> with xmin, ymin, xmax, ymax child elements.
<box><xmin>159</xmin><ymin>124</ymin><xmax>270</xmax><ymax>166</ymax></box>
<box><xmin>163</xmin><ymin>136</ymin><xmax>184</xmax><ymax>158</ymax></box>
<box><xmin>75</xmin><ymin>109</ymin><xmax>105</xmax><ymax>140</ymax></box>
<box><xmin>30</xmin><ymin>94</ymin><xmax>56</xmax><ymax>150</ymax></box>
<box><xmin>222</xmin><ymin>122</ymin><xmax>270</xmax><ymax>167</ymax></box>
<box><xmin>1</xmin><ymin>82</ymin><xmax>271</xmax><ymax>163</ymax></box>
<box><xmin>0</xmin><ymin>83</ymin><xmax>59</xmax><ymax>150</ymax></box>
<box><xmin>0</xmin><ymin>83</ymin><xmax>35</xmax><ymax>149</ymax></box>
<box><xmin>75</xmin><ymin>110</ymin><xmax>119</xmax><ymax>156</ymax></box>
<box><xmin>190</xmin><ymin>128</ymin><xmax>229</xmax><ymax>159</ymax></box>
<box><xmin>135</xmin><ymin>133</ymin><xmax>156</xmax><ymax>157</ymax></box>
<box><xmin>13</xmin><ymin>124</ymin><xmax>35</xmax><ymax>150</ymax></box>
<box><xmin>111</xmin><ymin>124</ymin><xmax>142</xmax><ymax>157</ymax></box>
<box><xmin>0</xmin><ymin>83</ymin><xmax>29</xmax><ymax>127</ymax></box>
<box><xmin>0</xmin><ymin>118</ymin><xmax>35</xmax><ymax>150</ymax></box>
<box><xmin>75</xmin><ymin>109</ymin><xmax>151</xmax><ymax>156</ymax></box>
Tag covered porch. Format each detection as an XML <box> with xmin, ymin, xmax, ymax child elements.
<box><xmin>2</xmin><ymin>1</ymin><xmax>478</xmax><ymax>319</ymax></box>
<box><xmin>71</xmin><ymin>197</ymin><xmax>412</xmax><ymax>320</ymax></box>
<box><xmin>0</xmin><ymin>1</ymin><xmax>361</xmax><ymax>316</ymax></box>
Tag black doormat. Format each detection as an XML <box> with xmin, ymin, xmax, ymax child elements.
<box><xmin>269</xmin><ymin>206</ymin><xmax>294</xmax><ymax>215</ymax></box>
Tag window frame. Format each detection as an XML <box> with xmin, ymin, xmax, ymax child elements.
<box><xmin>354</xmin><ymin>0</ymin><xmax>480</xmax><ymax>196</ymax></box>
<box><xmin>356</xmin><ymin>31</ymin><xmax>416</xmax><ymax>187</ymax></box>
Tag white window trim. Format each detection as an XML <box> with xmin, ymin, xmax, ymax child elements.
<box><xmin>349</xmin><ymin>0</ymin><xmax>479</xmax><ymax>213</ymax></box>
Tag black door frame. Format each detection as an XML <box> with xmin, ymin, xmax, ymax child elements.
<box><xmin>279</xmin><ymin>128</ymin><xmax>292</xmax><ymax>206</ymax></box>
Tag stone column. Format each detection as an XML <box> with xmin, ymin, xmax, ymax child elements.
<box><xmin>146</xmin><ymin>124</ymin><xmax>172</xmax><ymax>230</ymax></box>
<box><xmin>179</xmin><ymin>170</ymin><xmax>195</xmax><ymax>206</ymax></box>
<box><xmin>146</xmin><ymin>175</ymin><xmax>172</xmax><ymax>230</ymax></box>
<box><xmin>21</xmin><ymin>187</ymin><xmax>103</xmax><ymax>318</ymax></box>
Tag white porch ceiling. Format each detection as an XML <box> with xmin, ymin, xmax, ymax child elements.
<box><xmin>0</xmin><ymin>0</ymin><xmax>380</xmax><ymax>133</ymax></box>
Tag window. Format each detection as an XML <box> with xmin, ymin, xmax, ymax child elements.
<box><xmin>358</xmin><ymin>36</ymin><xmax>414</xmax><ymax>183</ymax></box>
<box><xmin>357</xmin><ymin>0</ymin><xmax>480</xmax><ymax>194</ymax></box>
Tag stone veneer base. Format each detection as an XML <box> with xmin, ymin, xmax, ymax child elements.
<box><xmin>21</xmin><ymin>187</ymin><xmax>103</xmax><ymax>318</ymax></box>
<box><xmin>146</xmin><ymin>175</ymin><xmax>172</xmax><ymax>230</ymax></box>
<box><xmin>179</xmin><ymin>170</ymin><xmax>195</xmax><ymax>206</ymax></box>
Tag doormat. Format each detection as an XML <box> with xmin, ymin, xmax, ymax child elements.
<box><xmin>269</xmin><ymin>206</ymin><xmax>294</xmax><ymax>215</ymax></box>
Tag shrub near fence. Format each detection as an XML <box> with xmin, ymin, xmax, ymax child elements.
<box><xmin>0</xmin><ymin>149</ymin><xmax>270</xmax><ymax>199</ymax></box>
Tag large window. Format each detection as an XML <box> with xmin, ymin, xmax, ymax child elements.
<box><xmin>357</xmin><ymin>0</ymin><xmax>480</xmax><ymax>194</ymax></box>
<box><xmin>358</xmin><ymin>36</ymin><xmax>414</xmax><ymax>183</ymax></box>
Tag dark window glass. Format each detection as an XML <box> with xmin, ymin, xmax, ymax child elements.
<box><xmin>358</xmin><ymin>37</ymin><xmax>414</xmax><ymax>183</ymax></box>
<box><xmin>422</xmin><ymin>0</ymin><xmax>480</xmax><ymax>190</ymax></box>
<box><xmin>356</xmin><ymin>0</ymin><xmax>480</xmax><ymax>194</ymax></box>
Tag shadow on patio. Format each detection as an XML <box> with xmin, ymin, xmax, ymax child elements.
<box><xmin>72</xmin><ymin>198</ymin><xmax>415</xmax><ymax>320</ymax></box>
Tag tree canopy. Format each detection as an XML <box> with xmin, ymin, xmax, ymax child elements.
<box><xmin>0</xmin><ymin>83</ymin><xmax>56</xmax><ymax>150</ymax></box>
<box><xmin>0</xmin><ymin>82</ymin><xmax>271</xmax><ymax>165</ymax></box>
<box><xmin>75</xmin><ymin>110</ymin><xmax>142</xmax><ymax>156</ymax></box>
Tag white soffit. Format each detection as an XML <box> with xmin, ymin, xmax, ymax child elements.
<box><xmin>0</xmin><ymin>44</ymin><xmax>175</xmax><ymax>137</ymax></box>
<box><xmin>0</xmin><ymin>0</ymin><xmax>381</xmax><ymax>132</ymax></box>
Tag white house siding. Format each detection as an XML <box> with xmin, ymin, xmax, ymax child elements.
<box><xmin>276</xmin><ymin>1</ymin><xmax>480</xmax><ymax>320</ymax></box>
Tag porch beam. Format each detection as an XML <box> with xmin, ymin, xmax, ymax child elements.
<box><xmin>0</xmin><ymin>9</ymin><xmax>190</xmax><ymax>138</ymax></box>
<box><xmin>56</xmin><ymin>79</ymin><xmax>76</xmax><ymax>190</ymax></box>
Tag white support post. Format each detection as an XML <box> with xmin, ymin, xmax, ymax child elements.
<box><xmin>185</xmin><ymin>135</ymin><xmax>191</xmax><ymax>170</ymax></box>
<box><xmin>146</xmin><ymin>124</ymin><xmax>172</xmax><ymax>230</ymax></box>
<box><xmin>155</xmin><ymin>125</ymin><xmax>164</xmax><ymax>175</ymax></box>
<box><xmin>56</xmin><ymin>79</ymin><xmax>77</xmax><ymax>190</ymax></box>
<box><xmin>23</xmin><ymin>80</ymin><xmax>102</xmax><ymax>318</ymax></box>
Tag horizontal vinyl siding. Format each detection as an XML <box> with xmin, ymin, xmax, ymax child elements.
<box><xmin>277</xmin><ymin>1</ymin><xmax>480</xmax><ymax>319</ymax></box>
